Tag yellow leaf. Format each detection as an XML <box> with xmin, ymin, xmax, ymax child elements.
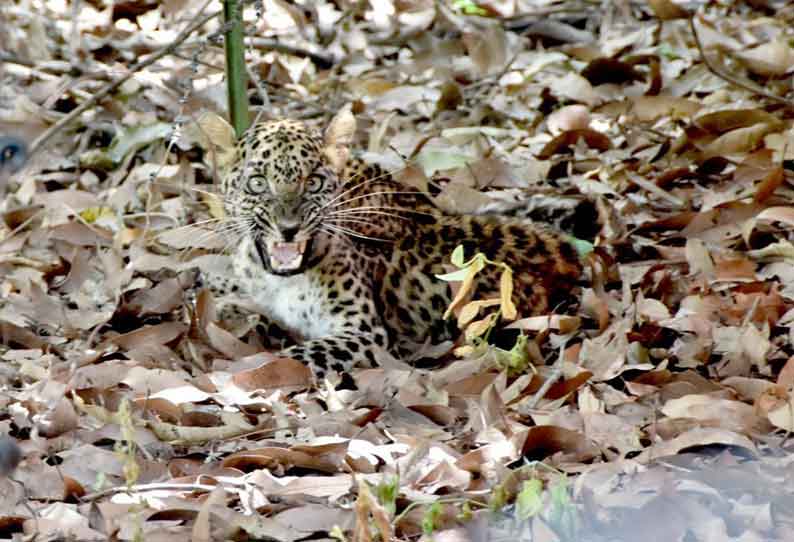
<box><xmin>458</xmin><ymin>298</ymin><xmax>501</xmax><ymax>327</ymax></box>
<box><xmin>465</xmin><ymin>316</ymin><xmax>495</xmax><ymax>340</ymax></box>
<box><xmin>443</xmin><ymin>264</ymin><xmax>478</xmax><ymax>319</ymax></box>
<box><xmin>454</xmin><ymin>345</ymin><xmax>476</xmax><ymax>357</ymax></box>
<box><xmin>500</xmin><ymin>268</ymin><xmax>517</xmax><ymax>320</ymax></box>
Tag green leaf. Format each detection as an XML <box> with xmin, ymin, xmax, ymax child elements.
<box><xmin>421</xmin><ymin>502</ymin><xmax>443</xmax><ymax>535</ymax></box>
<box><xmin>506</xmin><ymin>334</ymin><xmax>530</xmax><ymax>374</ymax></box>
<box><xmin>451</xmin><ymin>244</ymin><xmax>466</xmax><ymax>267</ymax></box>
<box><xmin>515</xmin><ymin>479</ymin><xmax>544</xmax><ymax>520</ymax></box>
<box><xmin>375</xmin><ymin>476</ymin><xmax>398</xmax><ymax>516</ymax></box>
<box><xmin>452</xmin><ymin>0</ymin><xmax>488</xmax><ymax>16</ymax></box>
<box><xmin>489</xmin><ymin>484</ymin><xmax>508</xmax><ymax>512</ymax></box>
<box><xmin>457</xmin><ymin>501</ymin><xmax>473</xmax><ymax>522</ymax></box>
<box><xmin>435</xmin><ymin>267</ymin><xmax>472</xmax><ymax>282</ymax></box>
<box><xmin>109</xmin><ymin>122</ymin><xmax>173</xmax><ymax>163</ymax></box>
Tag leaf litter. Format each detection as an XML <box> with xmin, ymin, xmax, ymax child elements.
<box><xmin>2</xmin><ymin>0</ymin><xmax>794</xmax><ymax>541</ymax></box>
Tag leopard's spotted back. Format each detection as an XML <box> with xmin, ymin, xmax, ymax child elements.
<box><xmin>211</xmin><ymin>112</ymin><xmax>582</xmax><ymax>379</ymax></box>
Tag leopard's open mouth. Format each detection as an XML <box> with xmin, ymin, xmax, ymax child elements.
<box><xmin>256</xmin><ymin>238</ymin><xmax>310</xmax><ymax>275</ymax></box>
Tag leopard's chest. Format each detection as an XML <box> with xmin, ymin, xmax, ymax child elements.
<box><xmin>233</xmin><ymin>241</ymin><xmax>348</xmax><ymax>340</ymax></box>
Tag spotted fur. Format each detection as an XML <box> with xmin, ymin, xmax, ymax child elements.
<box><xmin>207</xmin><ymin>111</ymin><xmax>582</xmax><ymax>379</ymax></box>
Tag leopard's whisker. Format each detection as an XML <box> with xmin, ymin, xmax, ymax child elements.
<box><xmin>172</xmin><ymin>219</ymin><xmax>255</xmax><ymax>262</ymax></box>
<box><xmin>339</xmin><ymin>161</ymin><xmax>415</xmax><ymax>188</ymax></box>
<box><xmin>153</xmin><ymin>217</ymin><xmax>227</xmax><ymax>239</ymax></box>
<box><xmin>148</xmin><ymin>181</ymin><xmax>232</xmax><ymax>202</ymax></box>
<box><xmin>321</xmin><ymin>174</ymin><xmax>391</xmax><ymax>210</ymax></box>
<box><xmin>157</xmin><ymin>218</ymin><xmax>251</xmax><ymax>260</ymax></box>
<box><xmin>322</xmin><ymin>162</ymin><xmax>417</xmax><ymax>209</ymax></box>
<box><xmin>329</xmin><ymin>190</ymin><xmax>428</xmax><ymax>210</ymax></box>
<box><xmin>328</xmin><ymin>204</ymin><xmax>435</xmax><ymax>219</ymax></box>
<box><xmin>324</xmin><ymin>217</ymin><xmax>381</xmax><ymax>229</ymax></box>
<box><xmin>327</xmin><ymin>209</ymin><xmax>411</xmax><ymax>223</ymax></box>
<box><xmin>215</xmin><ymin>222</ymin><xmax>257</xmax><ymax>257</ymax></box>
<box><xmin>320</xmin><ymin>223</ymin><xmax>394</xmax><ymax>244</ymax></box>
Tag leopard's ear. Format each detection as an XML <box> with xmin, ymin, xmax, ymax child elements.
<box><xmin>188</xmin><ymin>112</ymin><xmax>237</xmax><ymax>170</ymax></box>
<box><xmin>323</xmin><ymin>104</ymin><xmax>356</xmax><ymax>174</ymax></box>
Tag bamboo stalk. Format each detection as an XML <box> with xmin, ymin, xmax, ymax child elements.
<box><xmin>223</xmin><ymin>0</ymin><xmax>250</xmax><ymax>137</ymax></box>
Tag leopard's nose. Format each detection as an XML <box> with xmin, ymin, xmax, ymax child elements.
<box><xmin>279</xmin><ymin>223</ymin><xmax>300</xmax><ymax>242</ymax></box>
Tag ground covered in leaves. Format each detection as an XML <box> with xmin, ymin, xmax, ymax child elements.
<box><xmin>2</xmin><ymin>0</ymin><xmax>794</xmax><ymax>540</ymax></box>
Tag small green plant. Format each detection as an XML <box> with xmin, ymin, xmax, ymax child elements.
<box><xmin>375</xmin><ymin>475</ymin><xmax>399</xmax><ymax>516</ymax></box>
<box><xmin>114</xmin><ymin>399</ymin><xmax>141</xmax><ymax>488</ymax></box>
<box><xmin>515</xmin><ymin>478</ymin><xmax>544</xmax><ymax>520</ymax></box>
<box><xmin>489</xmin><ymin>483</ymin><xmax>509</xmax><ymax>513</ymax></box>
<box><xmin>451</xmin><ymin>0</ymin><xmax>489</xmax><ymax>16</ymax></box>
<box><xmin>436</xmin><ymin>244</ymin><xmax>518</xmax><ymax>356</ymax></box>
<box><xmin>421</xmin><ymin>502</ymin><xmax>444</xmax><ymax>536</ymax></box>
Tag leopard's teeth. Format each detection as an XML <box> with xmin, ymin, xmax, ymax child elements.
<box><xmin>266</xmin><ymin>240</ymin><xmax>306</xmax><ymax>271</ymax></box>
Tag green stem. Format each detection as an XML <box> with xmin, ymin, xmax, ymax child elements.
<box><xmin>223</xmin><ymin>0</ymin><xmax>250</xmax><ymax>137</ymax></box>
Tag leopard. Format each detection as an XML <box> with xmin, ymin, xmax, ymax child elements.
<box><xmin>196</xmin><ymin>107</ymin><xmax>583</xmax><ymax>381</ymax></box>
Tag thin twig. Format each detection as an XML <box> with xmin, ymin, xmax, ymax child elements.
<box><xmin>689</xmin><ymin>15</ymin><xmax>794</xmax><ymax>110</ymax></box>
<box><xmin>525</xmin><ymin>342</ymin><xmax>567</xmax><ymax>410</ymax></box>
<box><xmin>245</xmin><ymin>37</ymin><xmax>336</xmax><ymax>69</ymax></box>
<box><xmin>30</xmin><ymin>7</ymin><xmax>221</xmax><ymax>156</ymax></box>
<box><xmin>82</xmin><ymin>482</ymin><xmax>218</xmax><ymax>502</ymax></box>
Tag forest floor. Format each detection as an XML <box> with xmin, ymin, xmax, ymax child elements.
<box><xmin>2</xmin><ymin>0</ymin><xmax>794</xmax><ymax>541</ymax></box>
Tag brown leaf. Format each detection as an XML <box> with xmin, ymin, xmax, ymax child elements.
<box><xmin>635</xmin><ymin>428</ymin><xmax>757</xmax><ymax>462</ymax></box>
<box><xmin>661</xmin><ymin>394</ymin><xmax>772</xmax><ymax>434</ymax></box>
<box><xmin>735</xmin><ymin>40</ymin><xmax>794</xmax><ymax>77</ymax></box>
<box><xmin>537</xmin><ymin>129</ymin><xmax>611</xmax><ymax>159</ymax></box>
<box><xmin>462</xmin><ymin>25</ymin><xmax>507</xmax><ymax>76</ymax></box>
<box><xmin>205</xmin><ymin>322</ymin><xmax>260</xmax><ymax>359</ymax></box>
<box><xmin>695</xmin><ymin>109</ymin><xmax>784</xmax><ymax>134</ymax></box>
<box><xmin>506</xmin><ymin>315</ymin><xmax>581</xmax><ymax>333</ymax></box>
<box><xmin>753</xmin><ymin>165</ymin><xmax>784</xmax><ymax>203</ymax></box>
<box><xmin>646</xmin><ymin>0</ymin><xmax>690</xmax><ymax>19</ymax></box>
<box><xmin>521</xmin><ymin>426</ymin><xmax>600</xmax><ymax>462</ymax></box>
<box><xmin>232</xmin><ymin>356</ymin><xmax>312</xmax><ymax>391</ymax></box>
<box><xmin>107</xmin><ymin>322</ymin><xmax>188</xmax><ymax>351</ymax></box>
<box><xmin>581</xmin><ymin>58</ymin><xmax>644</xmax><ymax>85</ymax></box>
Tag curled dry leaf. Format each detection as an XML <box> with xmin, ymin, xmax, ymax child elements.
<box><xmin>537</xmin><ymin>129</ymin><xmax>612</xmax><ymax>159</ymax></box>
<box><xmin>546</xmin><ymin>105</ymin><xmax>591</xmax><ymax>134</ymax></box>
<box><xmin>232</xmin><ymin>356</ymin><xmax>313</xmax><ymax>391</ymax></box>
<box><xmin>661</xmin><ymin>394</ymin><xmax>773</xmax><ymax>434</ymax></box>
<box><xmin>521</xmin><ymin>425</ymin><xmax>600</xmax><ymax>463</ymax></box>
<box><xmin>735</xmin><ymin>40</ymin><xmax>794</xmax><ymax>77</ymax></box>
<box><xmin>702</xmin><ymin>123</ymin><xmax>778</xmax><ymax>158</ymax></box>
<box><xmin>499</xmin><ymin>268</ymin><xmax>517</xmax><ymax>321</ymax></box>
<box><xmin>646</xmin><ymin>0</ymin><xmax>690</xmax><ymax>19</ymax></box>
<box><xmin>694</xmin><ymin>109</ymin><xmax>784</xmax><ymax>134</ymax></box>
<box><xmin>635</xmin><ymin>428</ymin><xmax>757</xmax><ymax>462</ymax></box>
<box><xmin>506</xmin><ymin>315</ymin><xmax>581</xmax><ymax>333</ymax></box>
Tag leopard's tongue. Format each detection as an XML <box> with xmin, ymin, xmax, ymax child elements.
<box><xmin>267</xmin><ymin>240</ymin><xmax>306</xmax><ymax>271</ymax></box>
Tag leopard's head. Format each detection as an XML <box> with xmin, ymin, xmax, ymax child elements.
<box><xmin>197</xmin><ymin>108</ymin><xmax>355</xmax><ymax>275</ymax></box>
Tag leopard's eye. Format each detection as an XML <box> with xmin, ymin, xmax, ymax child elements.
<box><xmin>306</xmin><ymin>172</ymin><xmax>324</xmax><ymax>193</ymax></box>
<box><xmin>246</xmin><ymin>175</ymin><xmax>268</xmax><ymax>194</ymax></box>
